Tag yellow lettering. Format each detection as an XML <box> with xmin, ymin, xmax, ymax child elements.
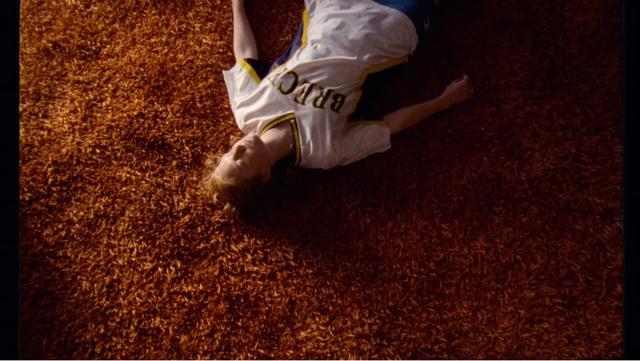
<box><xmin>330</xmin><ymin>93</ymin><xmax>346</xmax><ymax>113</ymax></box>
<box><xmin>312</xmin><ymin>87</ymin><xmax>334</xmax><ymax>109</ymax></box>
<box><xmin>278</xmin><ymin>70</ymin><xmax>299</xmax><ymax>95</ymax></box>
<box><xmin>293</xmin><ymin>81</ymin><xmax>316</xmax><ymax>105</ymax></box>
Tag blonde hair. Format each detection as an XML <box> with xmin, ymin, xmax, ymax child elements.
<box><xmin>201</xmin><ymin>153</ymin><xmax>263</xmax><ymax>211</ymax></box>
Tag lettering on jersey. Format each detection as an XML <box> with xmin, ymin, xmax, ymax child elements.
<box><xmin>294</xmin><ymin>81</ymin><xmax>316</xmax><ymax>105</ymax></box>
<box><xmin>268</xmin><ymin>66</ymin><xmax>348</xmax><ymax>114</ymax></box>
<box><xmin>312</xmin><ymin>87</ymin><xmax>333</xmax><ymax>109</ymax></box>
<box><xmin>278</xmin><ymin>70</ymin><xmax>298</xmax><ymax>95</ymax></box>
<box><xmin>330</xmin><ymin>93</ymin><xmax>346</xmax><ymax>113</ymax></box>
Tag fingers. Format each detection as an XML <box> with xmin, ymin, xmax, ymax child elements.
<box><xmin>442</xmin><ymin>73</ymin><xmax>475</xmax><ymax>103</ymax></box>
<box><xmin>460</xmin><ymin>73</ymin><xmax>474</xmax><ymax>96</ymax></box>
<box><xmin>452</xmin><ymin>73</ymin><xmax>468</xmax><ymax>83</ymax></box>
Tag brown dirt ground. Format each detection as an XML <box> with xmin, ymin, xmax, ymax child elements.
<box><xmin>19</xmin><ymin>0</ymin><xmax>622</xmax><ymax>358</ymax></box>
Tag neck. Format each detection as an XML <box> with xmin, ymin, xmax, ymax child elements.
<box><xmin>259</xmin><ymin>123</ymin><xmax>293</xmax><ymax>167</ymax></box>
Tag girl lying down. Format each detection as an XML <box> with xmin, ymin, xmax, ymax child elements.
<box><xmin>203</xmin><ymin>0</ymin><xmax>474</xmax><ymax>210</ymax></box>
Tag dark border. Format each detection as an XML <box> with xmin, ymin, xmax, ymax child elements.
<box><xmin>623</xmin><ymin>0</ymin><xmax>639</xmax><ymax>358</ymax></box>
<box><xmin>1</xmin><ymin>0</ymin><xmax>20</xmax><ymax>359</ymax></box>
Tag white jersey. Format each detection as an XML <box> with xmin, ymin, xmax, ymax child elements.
<box><xmin>222</xmin><ymin>0</ymin><xmax>418</xmax><ymax>169</ymax></box>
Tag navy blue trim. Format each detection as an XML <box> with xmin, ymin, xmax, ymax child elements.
<box><xmin>244</xmin><ymin>58</ymin><xmax>271</xmax><ymax>80</ymax></box>
<box><xmin>269</xmin><ymin>19</ymin><xmax>304</xmax><ymax>73</ymax></box>
<box><xmin>246</xmin><ymin>14</ymin><xmax>305</xmax><ymax>79</ymax></box>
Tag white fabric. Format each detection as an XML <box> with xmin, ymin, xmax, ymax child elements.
<box><xmin>222</xmin><ymin>0</ymin><xmax>418</xmax><ymax>169</ymax></box>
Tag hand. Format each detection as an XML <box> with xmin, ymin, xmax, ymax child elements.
<box><xmin>440</xmin><ymin>74</ymin><xmax>474</xmax><ymax>109</ymax></box>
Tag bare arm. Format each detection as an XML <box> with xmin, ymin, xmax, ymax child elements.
<box><xmin>383</xmin><ymin>74</ymin><xmax>474</xmax><ymax>135</ymax></box>
<box><xmin>232</xmin><ymin>0</ymin><xmax>258</xmax><ymax>60</ymax></box>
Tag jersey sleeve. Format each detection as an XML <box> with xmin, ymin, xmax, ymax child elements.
<box><xmin>221</xmin><ymin>59</ymin><xmax>262</xmax><ymax>114</ymax></box>
<box><xmin>336</xmin><ymin>122</ymin><xmax>392</xmax><ymax>166</ymax></box>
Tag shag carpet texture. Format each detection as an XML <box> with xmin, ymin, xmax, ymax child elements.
<box><xmin>20</xmin><ymin>0</ymin><xmax>622</xmax><ymax>358</ymax></box>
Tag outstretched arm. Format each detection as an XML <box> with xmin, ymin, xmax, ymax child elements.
<box><xmin>232</xmin><ymin>0</ymin><xmax>258</xmax><ymax>60</ymax></box>
<box><xmin>383</xmin><ymin>74</ymin><xmax>474</xmax><ymax>135</ymax></box>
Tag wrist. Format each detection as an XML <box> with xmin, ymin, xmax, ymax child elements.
<box><xmin>232</xmin><ymin>0</ymin><xmax>245</xmax><ymax>10</ymax></box>
<box><xmin>436</xmin><ymin>94</ymin><xmax>450</xmax><ymax>111</ymax></box>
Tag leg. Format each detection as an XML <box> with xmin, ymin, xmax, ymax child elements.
<box><xmin>232</xmin><ymin>0</ymin><xmax>258</xmax><ymax>61</ymax></box>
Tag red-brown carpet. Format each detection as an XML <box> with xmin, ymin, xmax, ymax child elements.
<box><xmin>19</xmin><ymin>0</ymin><xmax>623</xmax><ymax>358</ymax></box>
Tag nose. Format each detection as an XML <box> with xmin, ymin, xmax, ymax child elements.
<box><xmin>232</xmin><ymin>144</ymin><xmax>246</xmax><ymax>160</ymax></box>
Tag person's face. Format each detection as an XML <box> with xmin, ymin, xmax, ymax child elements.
<box><xmin>215</xmin><ymin>133</ymin><xmax>271</xmax><ymax>183</ymax></box>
